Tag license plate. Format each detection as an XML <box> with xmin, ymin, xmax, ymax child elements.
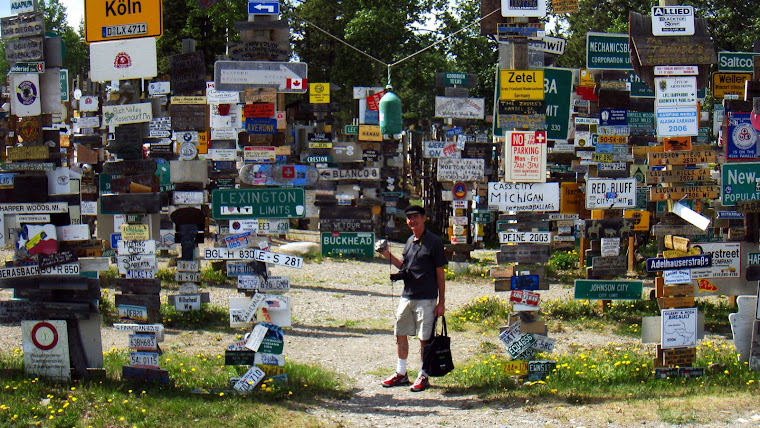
<box><xmin>102</xmin><ymin>23</ymin><xmax>148</xmax><ymax>38</ymax></box>
<box><xmin>130</xmin><ymin>351</ymin><xmax>159</xmax><ymax>368</ymax></box>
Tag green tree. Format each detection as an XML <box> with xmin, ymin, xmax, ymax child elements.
<box><xmin>38</xmin><ymin>0</ymin><xmax>90</xmax><ymax>78</ymax></box>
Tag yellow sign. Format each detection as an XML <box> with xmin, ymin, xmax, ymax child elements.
<box><xmin>502</xmin><ymin>360</ymin><xmax>528</xmax><ymax>376</ymax></box>
<box><xmin>560</xmin><ymin>182</ymin><xmax>581</xmax><ymax>214</ymax></box>
<box><xmin>121</xmin><ymin>224</ymin><xmax>150</xmax><ymax>241</ymax></box>
<box><xmin>597</xmin><ymin>135</ymin><xmax>627</xmax><ymax>144</ymax></box>
<box><xmin>308</xmin><ymin>142</ymin><xmax>332</xmax><ymax>149</ymax></box>
<box><xmin>171</xmin><ymin>96</ymin><xmax>206</xmax><ymax>105</ymax></box>
<box><xmin>84</xmin><ymin>0</ymin><xmax>163</xmax><ymax>43</ymax></box>
<box><xmin>499</xmin><ymin>70</ymin><xmax>544</xmax><ymax>101</ymax></box>
<box><xmin>579</xmin><ymin>69</ymin><xmax>596</xmax><ymax>87</ymax></box>
<box><xmin>623</xmin><ymin>210</ymin><xmax>650</xmax><ymax>232</ymax></box>
<box><xmin>711</xmin><ymin>72</ymin><xmax>752</xmax><ymax>99</ymax></box>
<box><xmin>197</xmin><ymin>132</ymin><xmax>208</xmax><ymax>154</ymax></box>
<box><xmin>310</xmin><ymin>83</ymin><xmax>330</xmax><ymax>104</ymax></box>
<box><xmin>358</xmin><ymin>125</ymin><xmax>382</xmax><ymax>142</ymax></box>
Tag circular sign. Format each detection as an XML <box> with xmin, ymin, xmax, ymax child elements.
<box><xmin>73</xmin><ymin>89</ymin><xmax>82</xmax><ymax>101</ymax></box>
<box><xmin>178</xmin><ymin>141</ymin><xmax>198</xmax><ymax>161</ymax></box>
<box><xmin>452</xmin><ymin>182</ymin><xmax>467</xmax><ymax>199</ymax></box>
<box><xmin>18</xmin><ymin>117</ymin><xmax>41</xmax><ymax>142</ymax></box>
<box><xmin>16</xmin><ymin>80</ymin><xmax>38</xmax><ymax>106</ymax></box>
<box><xmin>732</xmin><ymin>122</ymin><xmax>757</xmax><ymax>150</ymax></box>
<box><xmin>31</xmin><ymin>322</ymin><xmax>59</xmax><ymax>351</ymax></box>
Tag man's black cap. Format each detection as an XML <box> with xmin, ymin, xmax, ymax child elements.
<box><xmin>404</xmin><ymin>205</ymin><xmax>425</xmax><ymax>216</ymax></box>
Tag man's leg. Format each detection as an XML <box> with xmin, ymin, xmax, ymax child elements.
<box><xmin>397</xmin><ymin>335</ymin><xmax>409</xmax><ymax>359</ymax></box>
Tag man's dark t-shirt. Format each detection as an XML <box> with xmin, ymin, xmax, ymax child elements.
<box><xmin>400</xmin><ymin>229</ymin><xmax>447</xmax><ymax>299</ymax></box>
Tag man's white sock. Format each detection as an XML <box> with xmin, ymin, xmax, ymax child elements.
<box><xmin>397</xmin><ymin>358</ymin><xmax>407</xmax><ymax>375</ymax></box>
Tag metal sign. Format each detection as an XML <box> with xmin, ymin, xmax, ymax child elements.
<box><xmin>488</xmin><ymin>182</ymin><xmax>559</xmax><ymax>212</ymax></box>
<box><xmin>651</xmin><ymin>5</ymin><xmax>694</xmax><ymax>36</ymax></box>
<box><xmin>499</xmin><ymin>231</ymin><xmax>551</xmax><ymax>244</ymax></box>
<box><xmin>321</xmin><ymin>232</ymin><xmax>375</xmax><ymax>258</ymax></box>
<box><xmin>505</xmin><ymin>131</ymin><xmax>546</xmax><ymax>182</ymax></box>
<box><xmin>585</xmin><ymin>178</ymin><xmax>636</xmax><ymax>209</ymax></box>
<box><xmin>544</xmin><ymin>68</ymin><xmax>572</xmax><ymax>140</ymax></box>
<box><xmin>214</xmin><ymin>60</ymin><xmax>308</xmax><ymax>93</ymax></box>
<box><xmin>248</xmin><ymin>1</ymin><xmax>279</xmax><ymax>14</ymax></box>
<box><xmin>646</xmin><ymin>254</ymin><xmax>712</xmax><ymax>272</ymax></box>
<box><xmin>499</xmin><ymin>69</ymin><xmax>544</xmax><ymax>101</ymax></box>
<box><xmin>9</xmin><ymin>61</ymin><xmax>44</xmax><ymax>73</ymax></box>
<box><xmin>711</xmin><ymin>72</ymin><xmax>752</xmax><ymax>99</ymax></box>
<box><xmin>656</xmin><ymin>106</ymin><xmax>698</xmax><ymax>137</ymax></box>
<box><xmin>726</xmin><ymin>112</ymin><xmax>759</xmax><ymax>160</ymax></box>
<box><xmin>211</xmin><ymin>187</ymin><xmax>305</xmax><ymax>219</ymax></box>
<box><xmin>718</xmin><ymin>51</ymin><xmax>760</xmax><ymax>72</ymax></box>
<box><xmin>574</xmin><ymin>280</ymin><xmax>643</xmax><ymax>300</ymax></box>
<box><xmin>586</xmin><ymin>32</ymin><xmax>632</xmax><ymax>70</ymax></box>
<box><xmin>318</xmin><ymin>167</ymin><xmax>380</xmax><ymax>181</ymax></box>
<box><xmin>84</xmin><ymin>0</ymin><xmax>163</xmax><ymax>43</ymax></box>
<box><xmin>721</xmin><ymin>162</ymin><xmax>760</xmax><ymax>206</ymax></box>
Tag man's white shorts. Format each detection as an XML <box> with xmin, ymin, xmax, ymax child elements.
<box><xmin>394</xmin><ymin>297</ymin><xmax>436</xmax><ymax>340</ymax></box>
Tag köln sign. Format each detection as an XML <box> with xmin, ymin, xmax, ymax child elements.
<box><xmin>84</xmin><ymin>0</ymin><xmax>164</xmax><ymax>43</ymax></box>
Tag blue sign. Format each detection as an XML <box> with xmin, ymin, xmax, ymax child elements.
<box><xmin>600</xmin><ymin>109</ymin><xmax>627</xmax><ymax>126</ymax></box>
<box><xmin>726</xmin><ymin>112</ymin><xmax>759</xmax><ymax>160</ymax></box>
<box><xmin>510</xmin><ymin>275</ymin><xmax>540</xmax><ymax>291</ymax></box>
<box><xmin>646</xmin><ymin>254</ymin><xmax>712</xmax><ymax>272</ymax></box>
<box><xmin>248</xmin><ymin>1</ymin><xmax>279</xmax><ymax>14</ymax></box>
<box><xmin>364</xmin><ymin>110</ymin><xmax>379</xmax><ymax>125</ymax></box>
<box><xmin>446</xmin><ymin>126</ymin><xmax>462</xmax><ymax>137</ymax></box>
<box><xmin>111</xmin><ymin>233</ymin><xmax>122</xmax><ymax>249</ymax></box>
<box><xmin>245</xmin><ymin>118</ymin><xmax>278</xmax><ymax>134</ymax></box>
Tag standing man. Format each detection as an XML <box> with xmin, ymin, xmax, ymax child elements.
<box><xmin>377</xmin><ymin>205</ymin><xmax>447</xmax><ymax>392</ymax></box>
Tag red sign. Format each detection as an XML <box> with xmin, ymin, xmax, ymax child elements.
<box><xmin>243</xmin><ymin>103</ymin><xmax>275</xmax><ymax>118</ymax></box>
<box><xmin>510</xmin><ymin>289</ymin><xmax>540</xmax><ymax>307</ymax></box>
<box><xmin>366</xmin><ymin>91</ymin><xmax>386</xmax><ymax>111</ymax></box>
<box><xmin>452</xmin><ymin>182</ymin><xmax>467</xmax><ymax>199</ymax></box>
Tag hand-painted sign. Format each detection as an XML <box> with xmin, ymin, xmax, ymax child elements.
<box><xmin>488</xmin><ymin>182</ymin><xmax>559</xmax><ymax>212</ymax></box>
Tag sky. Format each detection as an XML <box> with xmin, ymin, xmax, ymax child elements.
<box><xmin>0</xmin><ymin>0</ymin><xmax>84</xmax><ymax>28</ymax></box>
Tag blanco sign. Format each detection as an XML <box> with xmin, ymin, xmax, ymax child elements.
<box><xmin>585</xmin><ymin>178</ymin><xmax>637</xmax><ymax>209</ymax></box>
<box><xmin>488</xmin><ymin>182</ymin><xmax>560</xmax><ymax>212</ymax></box>
<box><xmin>434</xmin><ymin>96</ymin><xmax>485</xmax><ymax>119</ymax></box>
<box><xmin>422</xmin><ymin>140</ymin><xmax>460</xmax><ymax>158</ymax></box>
<box><xmin>89</xmin><ymin>37</ymin><xmax>158</xmax><ymax>82</ymax></box>
<box><xmin>102</xmin><ymin>103</ymin><xmax>153</xmax><ymax>126</ymax></box>
<box><xmin>651</xmin><ymin>5</ymin><xmax>695</xmax><ymax>36</ymax></box>
<box><xmin>437</xmin><ymin>158</ymin><xmax>484</xmax><ymax>182</ymax></box>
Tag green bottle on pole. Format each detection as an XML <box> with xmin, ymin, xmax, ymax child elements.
<box><xmin>379</xmin><ymin>85</ymin><xmax>402</xmax><ymax>135</ymax></box>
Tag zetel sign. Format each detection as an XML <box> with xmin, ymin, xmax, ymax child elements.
<box><xmin>84</xmin><ymin>0</ymin><xmax>163</xmax><ymax>43</ymax></box>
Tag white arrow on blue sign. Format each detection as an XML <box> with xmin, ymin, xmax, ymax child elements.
<box><xmin>249</xmin><ymin>1</ymin><xmax>279</xmax><ymax>14</ymax></box>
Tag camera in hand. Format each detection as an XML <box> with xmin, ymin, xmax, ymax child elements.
<box><xmin>374</xmin><ymin>239</ymin><xmax>388</xmax><ymax>253</ymax></box>
<box><xmin>390</xmin><ymin>269</ymin><xmax>412</xmax><ymax>282</ymax></box>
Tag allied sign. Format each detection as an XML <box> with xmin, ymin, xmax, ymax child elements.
<box><xmin>321</xmin><ymin>232</ymin><xmax>375</xmax><ymax>258</ymax></box>
<box><xmin>500</xmin><ymin>69</ymin><xmax>544</xmax><ymax>100</ymax></box>
<box><xmin>505</xmin><ymin>131</ymin><xmax>546</xmax><ymax>182</ymax></box>
<box><xmin>84</xmin><ymin>0</ymin><xmax>164</xmax><ymax>43</ymax></box>
<box><xmin>434</xmin><ymin>96</ymin><xmax>485</xmax><ymax>119</ymax></box>
<box><xmin>214</xmin><ymin>61</ymin><xmax>308</xmax><ymax>93</ymax></box>
<box><xmin>488</xmin><ymin>182</ymin><xmax>559</xmax><ymax>212</ymax></box>
<box><xmin>437</xmin><ymin>158</ymin><xmax>484</xmax><ymax>182</ymax></box>
<box><xmin>651</xmin><ymin>5</ymin><xmax>694</xmax><ymax>36</ymax></box>
<box><xmin>574</xmin><ymin>280</ymin><xmax>643</xmax><ymax>300</ymax></box>
<box><xmin>586</xmin><ymin>32</ymin><xmax>632</xmax><ymax>70</ymax></box>
<box><xmin>585</xmin><ymin>178</ymin><xmax>636</xmax><ymax>209</ymax></box>
<box><xmin>721</xmin><ymin>162</ymin><xmax>760</xmax><ymax>206</ymax></box>
<box><xmin>211</xmin><ymin>187</ymin><xmax>305</xmax><ymax>219</ymax></box>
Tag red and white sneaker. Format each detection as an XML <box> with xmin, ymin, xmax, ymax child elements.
<box><xmin>410</xmin><ymin>374</ymin><xmax>429</xmax><ymax>392</ymax></box>
<box><xmin>381</xmin><ymin>372</ymin><xmax>409</xmax><ymax>387</ymax></box>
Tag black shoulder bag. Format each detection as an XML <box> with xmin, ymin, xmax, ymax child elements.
<box><xmin>422</xmin><ymin>316</ymin><xmax>454</xmax><ymax>377</ymax></box>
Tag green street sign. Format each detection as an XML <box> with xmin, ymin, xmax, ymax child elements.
<box><xmin>748</xmin><ymin>253</ymin><xmax>760</xmax><ymax>265</ymax></box>
<box><xmin>156</xmin><ymin>159</ymin><xmax>174</xmax><ymax>192</ymax></box>
<box><xmin>473</xmin><ymin>211</ymin><xmax>492</xmax><ymax>224</ymax></box>
<box><xmin>574</xmin><ymin>280</ymin><xmax>643</xmax><ymax>300</ymax></box>
<box><xmin>344</xmin><ymin>125</ymin><xmax>359</xmax><ymax>135</ymax></box>
<box><xmin>586</xmin><ymin>32</ymin><xmax>632</xmax><ymax>70</ymax></box>
<box><xmin>718</xmin><ymin>51</ymin><xmax>760</xmax><ymax>72</ymax></box>
<box><xmin>9</xmin><ymin>62</ymin><xmax>45</xmax><ymax>74</ymax></box>
<box><xmin>544</xmin><ymin>68</ymin><xmax>572</xmax><ymax>140</ymax></box>
<box><xmin>721</xmin><ymin>162</ymin><xmax>760</xmax><ymax>206</ymax></box>
<box><xmin>304</xmin><ymin>155</ymin><xmax>332</xmax><ymax>163</ymax></box>
<box><xmin>60</xmin><ymin>69</ymin><xmax>69</xmax><ymax>102</ymax></box>
<box><xmin>211</xmin><ymin>188</ymin><xmax>305</xmax><ymax>219</ymax></box>
<box><xmin>628</xmin><ymin>71</ymin><xmax>654</xmax><ymax>97</ymax></box>
<box><xmin>444</xmin><ymin>72</ymin><xmax>468</xmax><ymax>86</ymax></box>
<box><xmin>321</xmin><ymin>232</ymin><xmax>375</xmax><ymax>258</ymax></box>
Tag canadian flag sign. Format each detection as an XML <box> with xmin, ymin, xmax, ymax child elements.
<box><xmin>287</xmin><ymin>79</ymin><xmax>307</xmax><ymax>90</ymax></box>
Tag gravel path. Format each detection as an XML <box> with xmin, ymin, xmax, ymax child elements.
<box><xmin>1</xmin><ymin>235</ymin><xmax>760</xmax><ymax>426</ymax></box>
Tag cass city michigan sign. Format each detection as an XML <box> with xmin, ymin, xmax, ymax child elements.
<box><xmin>84</xmin><ymin>0</ymin><xmax>163</xmax><ymax>43</ymax></box>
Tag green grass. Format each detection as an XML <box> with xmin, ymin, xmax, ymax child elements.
<box><xmin>0</xmin><ymin>349</ymin><xmax>348</xmax><ymax>427</ymax></box>
<box><xmin>201</xmin><ymin>266</ymin><xmax>231</xmax><ymax>286</ymax></box>
<box><xmin>441</xmin><ymin>341</ymin><xmax>760</xmax><ymax>402</ymax></box>
<box><xmin>161</xmin><ymin>304</ymin><xmax>231</xmax><ymax>330</ymax></box>
<box><xmin>448</xmin><ymin>295</ymin><xmax>512</xmax><ymax>332</ymax></box>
